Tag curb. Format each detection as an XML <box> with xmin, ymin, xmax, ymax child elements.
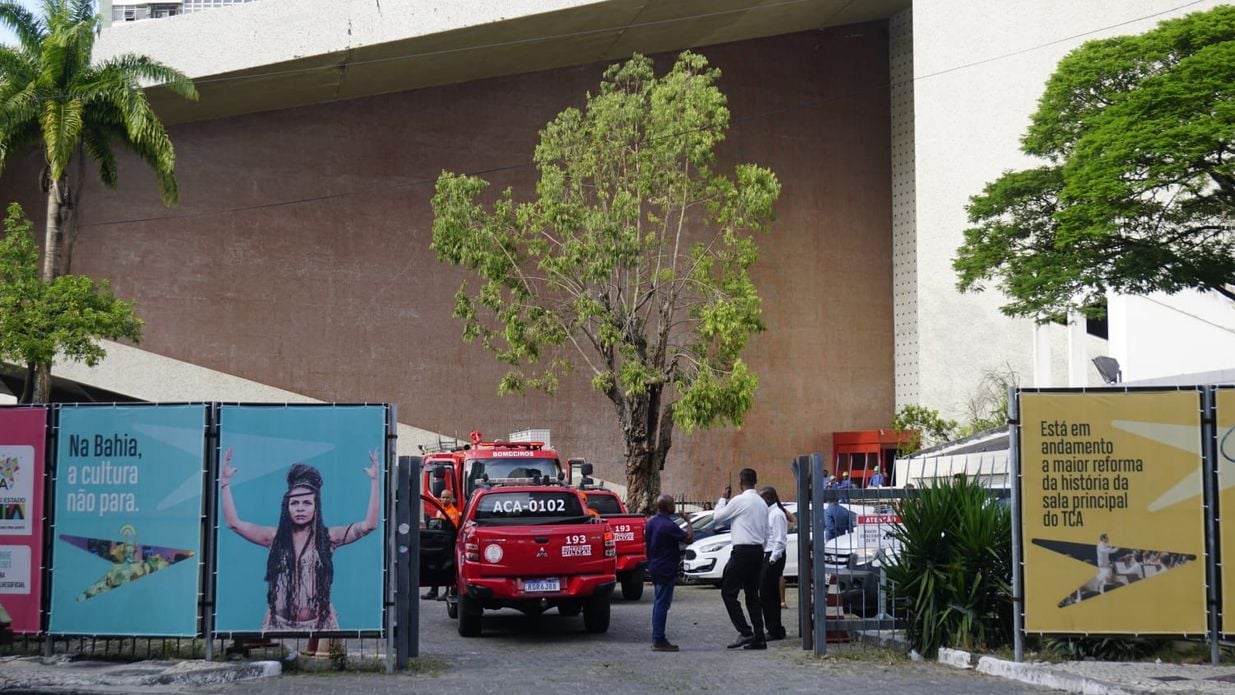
<box><xmin>141</xmin><ymin>660</ymin><xmax>282</xmax><ymax>687</ymax></box>
<box><xmin>936</xmin><ymin>648</ymin><xmax>1153</xmax><ymax>695</ymax></box>
<box><xmin>975</xmin><ymin>656</ymin><xmax>1151</xmax><ymax>695</ymax></box>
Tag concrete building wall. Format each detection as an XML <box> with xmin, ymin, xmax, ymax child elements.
<box><xmin>906</xmin><ymin>0</ymin><xmax>1230</xmax><ymax>417</ymax></box>
<box><xmin>0</xmin><ymin>28</ymin><xmax>896</xmax><ymax>500</ymax></box>
<box><xmin>1109</xmin><ymin>292</ymin><xmax>1235</xmax><ymax>383</ymax></box>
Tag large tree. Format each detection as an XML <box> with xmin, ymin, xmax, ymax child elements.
<box><xmin>0</xmin><ymin>0</ymin><xmax>196</xmax><ymax>401</ymax></box>
<box><xmin>430</xmin><ymin>52</ymin><xmax>780</xmax><ymax>512</ymax></box>
<box><xmin>954</xmin><ymin>5</ymin><xmax>1235</xmax><ymax>320</ymax></box>
<box><xmin>0</xmin><ymin>202</ymin><xmax>141</xmax><ymax>402</ymax></box>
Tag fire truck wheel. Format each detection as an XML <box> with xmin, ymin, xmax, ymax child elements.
<box><xmin>619</xmin><ymin>572</ymin><xmax>644</xmax><ymax>600</ymax></box>
<box><xmin>582</xmin><ymin>596</ymin><xmax>610</xmax><ymax>633</ymax></box>
<box><xmin>457</xmin><ymin>594</ymin><xmax>482</xmax><ymax>637</ymax></box>
<box><xmin>446</xmin><ymin>597</ymin><xmax>459</xmax><ymax>619</ymax></box>
<box><xmin>557</xmin><ymin>599</ymin><xmax>582</xmax><ymax>617</ymax></box>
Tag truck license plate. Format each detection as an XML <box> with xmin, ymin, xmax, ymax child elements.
<box><xmin>524</xmin><ymin>579</ymin><xmax>560</xmax><ymax>593</ymax></box>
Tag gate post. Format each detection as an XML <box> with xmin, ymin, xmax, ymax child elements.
<box><xmin>792</xmin><ymin>455</ymin><xmax>812</xmax><ymax>650</ymax></box>
<box><xmin>395</xmin><ymin>455</ymin><xmax>419</xmax><ymax>667</ymax></box>
<box><xmin>1202</xmin><ymin>387</ymin><xmax>1220</xmax><ymax>666</ymax></box>
<box><xmin>1009</xmin><ymin>386</ymin><xmax>1024</xmax><ymax>663</ymax></box>
<box><xmin>811</xmin><ymin>452</ymin><xmax>828</xmax><ymax>657</ymax></box>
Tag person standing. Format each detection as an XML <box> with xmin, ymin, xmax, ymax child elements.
<box><xmin>645</xmin><ymin>494</ymin><xmax>693</xmax><ymax>652</ymax></box>
<box><xmin>824</xmin><ymin>499</ymin><xmax>853</xmax><ymax>541</ymax></box>
<box><xmin>422</xmin><ymin>488</ymin><xmax>462</xmax><ymax>600</ymax></box>
<box><xmin>867</xmin><ymin>468</ymin><xmax>886</xmax><ymax>488</ymax></box>
<box><xmin>713</xmin><ymin>468</ymin><xmax>769</xmax><ymax>650</ymax></box>
<box><xmin>758</xmin><ymin>486</ymin><xmax>790</xmax><ymax>641</ymax></box>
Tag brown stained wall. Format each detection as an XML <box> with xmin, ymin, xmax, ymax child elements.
<box><xmin>0</xmin><ymin>25</ymin><xmax>893</xmax><ymax>502</ymax></box>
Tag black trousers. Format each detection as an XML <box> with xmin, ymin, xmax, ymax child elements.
<box><xmin>721</xmin><ymin>544</ymin><xmax>765</xmax><ymax>638</ymax></box>
<box><xmin>760</xmin><ymin>552</ymin><xmax>786</xmax><ymax>637</ymax></box>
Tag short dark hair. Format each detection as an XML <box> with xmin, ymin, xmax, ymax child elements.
<box><xmin>738</xmin><ymin>468</ymin><xmax>757</xmax><ymax>487</ymax></box>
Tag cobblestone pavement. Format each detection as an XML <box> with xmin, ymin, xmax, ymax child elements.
<box><xmin>202</xmin><ymin>584</ymin><xmax>1050</xmax><ymax>695</ymax></box>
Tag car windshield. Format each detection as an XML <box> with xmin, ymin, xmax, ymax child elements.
<box><xmin>465</xmin><ymin>457</ymin><xmax>563</xmax><ymax>494</ymax></box>
<box><xmin>472</xmin><ymin>491</ymin><xmax>586</xmax><ymax>525</ymax></box>
<box><xmin>690</xmin><ymin>512</ymin><xmax>714</xmax><ymax>531</ymax></box>
<box><xmin>585</xmin><ymin>494</ymin><xmax>623</xmax><ymax>515</ymax></box>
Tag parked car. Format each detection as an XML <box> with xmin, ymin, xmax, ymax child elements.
<box><xmin>680</xmin><ymin>502</ymin><xmax>901</xmax><ymax>617</ymax></box>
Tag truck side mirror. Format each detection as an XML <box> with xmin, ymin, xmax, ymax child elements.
<box><xmin>579</xmin><ymin>463</ymin><xmax>593</xmax><ymax>476</ymax></box>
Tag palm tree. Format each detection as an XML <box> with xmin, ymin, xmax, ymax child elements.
<box><xmin>0</xmin><ymin>0</ymin><xmax>197</xmax><ymax>402</ymax></box>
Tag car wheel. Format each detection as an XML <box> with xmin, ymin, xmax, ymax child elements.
<box><xmin>446</xmin><ymin>595</ymin><xmax>458</xmax><ymax>619</ymax></box>
<box><xmin>457</xmin><ymin>593</ymin><xmax>482</xmax><ymax>637</ymax></box>
<box><xmin>582</xmin><ymin>596</ymin><xmax>610</xmax><ymax>633</ymax></box>
<box><xmin>619</xmin><ymin>572</ymin><xmax>644</xmax><ymax>600</ymax></box>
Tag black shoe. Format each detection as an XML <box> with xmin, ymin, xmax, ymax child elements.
<box><xmin>421</xmin><ymin>591</ymin><xmax>438</xmax><ymax>600</ymax></box>
<box><xmin>726</xmin><ymin>634</ymin><xmax>754</xmax><ymax>649</ymax></box>
<box><xmin>434</xmin><ymin>593</ymin><xmax>447</xmax><ymax>601</ymax></box>
<box><xmin>743</xmin><ymin>640</ymin><xmax>768</xmax><ymax>650</ymax></box>
<box><xmin>767</xmin><ymin>629</ymin><xmax>787</xmax><ymax>641</ymax></box>
<box><xmin>652</xmin><ymin>640</ymin><xmax>679</xmax><ymax>652</ymax></box>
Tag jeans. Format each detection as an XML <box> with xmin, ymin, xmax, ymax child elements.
<box><xmin>651</xmin><ymin>580</ymin><xmax>676</xmax><ymax>642</ymax></box>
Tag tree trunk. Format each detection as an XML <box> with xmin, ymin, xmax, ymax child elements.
<box><xmin>28</xmin><ymin>177</ymin><xmax>72</xmax><ymax>404</ymax></box>
<box><xmin>30</xmin><ymin>363</ymin><xmax>52</xmax><ymax>404</ymax></box>
<box><xmin>619</xmin><ymin>387</ymin><xmax>674</xmax><ymax>515</ymax></box>
<box><xmin>44</xmin><ymin>176</ymin><xmax>70</xmax><ymax>282</ymax></box>
<box><xmin>624</xmin><ymin>447</ymin><xmax>660</xmax><ymax>516</ymax></box>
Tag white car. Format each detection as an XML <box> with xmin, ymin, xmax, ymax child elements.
<box><xmin>682</xmin><ymin>502</ymin><xmax>900</xmax><ymax>584</ymax></box>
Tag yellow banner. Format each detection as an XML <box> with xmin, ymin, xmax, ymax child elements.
<box><xmin>1020</xmin><ymin>391</ymin><xmax>1205</xmax><ymax>634</ymax></box>
<box><xmin>1218</xmin><ymin>388</ymin><xmax>1235</xmax><ymax>631</ymax></box>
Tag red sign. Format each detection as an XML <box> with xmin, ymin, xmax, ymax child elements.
<box><xmin>857</xmin><ymin>514</ymin><xmax>901</xmax><ymax>525</ymax></box>
<box><xmin>0</xmin><ymin>407</ymin><xmax>47</xmax><ymax>633</ymax></box>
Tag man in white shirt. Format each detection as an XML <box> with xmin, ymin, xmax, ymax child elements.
<box><xmin>759</xmin><ymin>486</ymin><xmax>790</xmax><ymax>641</ymax></box>
<box><xmin>713</xmin><ymin>468</ymin><xmax>769</xmax><ymax>650</ymax></box>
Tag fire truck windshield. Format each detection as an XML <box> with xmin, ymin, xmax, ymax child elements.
<box><xmin>466</xmin><ymin>457</ymin><xmax>563</xmax><ymax>492</ymax></box>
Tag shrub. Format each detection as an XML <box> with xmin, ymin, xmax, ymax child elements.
<box><xmin>885</xmin><ymin>475</ymin><xmax>1012</xmax><ymax>656</ymax></box>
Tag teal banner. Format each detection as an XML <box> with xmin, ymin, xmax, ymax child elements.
<box><xmin>49</xmin><ymin>405</ymin><xmax>206</xmax><ymax>636</ymax></box>
<box><xmin>213</xmin><ymin>405</ymin><xmax>386</xmax><ymax>634</ymax></box>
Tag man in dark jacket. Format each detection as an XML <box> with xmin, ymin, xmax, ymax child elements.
<box><xmin>646</xmin><ymin>494</ymin><xmax>693</xmax><ymax>652</ymax></box>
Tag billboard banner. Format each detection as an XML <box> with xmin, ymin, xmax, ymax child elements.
<box><xmin>1217</xmin><ymin>388</ymin><xmax>1235</xmax><ymax>631</ymax></box>
<box><xmin>49</xmin><ymin>405</ymin><xmax>206</xmax><ymax>636</ymax></box>
<box><xmin>1020</xmin><ymin>390</ymin><xmax>1206</xmax><ymax>634</ymax></box>
<box><xmin>213</xmin><ymin>405</ymin><xmax>387</xmax><ymax>634</ymax></box>
<box><xmin>0</xmin><ymin>407</ymin><xmax>47</xmax><ymax>633</ymax></box>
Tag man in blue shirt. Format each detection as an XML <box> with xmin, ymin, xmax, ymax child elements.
<box><xmin>867</xmin><ymin>469</ymin><xmax>886</xmax><ymax>488</ymax></box>
<box><xmin>825</xmin><ymin>500</ymin><xmax>854</xmax><ymax>541</ymax></box>
<box><xmin>646</xmin><ymin>494</ymin><xmax>692</xmax><ymax>652</ymax></box>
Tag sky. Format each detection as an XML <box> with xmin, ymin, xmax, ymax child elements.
<box><xmin>0</xmin><ymin>0</ymin><xmax>73</xmax><ymax>46</ymax></box>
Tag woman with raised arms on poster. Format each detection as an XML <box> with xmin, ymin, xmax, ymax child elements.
<box><xmin>219</xmin><ymin>448</ymin><xmax>380</xmax><ymax>631</ymax></box>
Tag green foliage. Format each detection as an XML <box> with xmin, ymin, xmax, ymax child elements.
<box><xmin>954</xmin><ymin>6</ymin><xmax>1235</xmax><ymax>319</ymax></box>
<box><xmin>1042</xmin><ymin>635</ymin><xmax>1168</xmax><ymax>662</ymax></box>
<box><xmin>0</xmin><ymin>202</ymin><xmax>141</xmax><ymax>371</ymax></box>
<box><xmin>892</xmin><ymin>404</ymin><xmax>958</xmax><ymax>454</ymax></box>
<box><xmin>0</xmin><ymin>0</ymin><xmax>198</xmax><ymax>200</ymax></box>
<box><xmin>885</xmin><ymin>475</ymin><xmax>1013</xmax><ymax>656</ymax></box>
<box><xmin>430</xmin><ymin>51</ymin><xmax>779</xmax><ymax>487</ymax></box>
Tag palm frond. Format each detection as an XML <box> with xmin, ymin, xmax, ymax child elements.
<box><xmin>0</xmin><ymin>2</ymin><xmax>46</xmax><ymax>53</ymax></box>
<box><xmin>97</xmin><ymin>54</ymin><xmax>198</xmax><ymax>101</ymax></box>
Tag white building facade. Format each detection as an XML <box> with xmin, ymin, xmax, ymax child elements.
<box><xmin>9</xmin><ymin>1</ymin><xmax>1232</xmax><ymax>421</ymax></box>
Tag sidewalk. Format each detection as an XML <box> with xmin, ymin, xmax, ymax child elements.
<box><xmin>939</xmin><ymin>647</ymin><xmax>1235</xmax><ymax>694</ymax></box>
<box><xmin>10</xmin><ymin>648</ymin><xmax>1235</xmax><ymax>694</ymax></box>
<box><xmin>0</xmin><ymin>655</ymin><xmax>280</xmax><ymax>693</ymax></box>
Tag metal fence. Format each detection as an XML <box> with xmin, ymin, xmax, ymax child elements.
<box><xmin>791</xmin><ymin>452</ymin><xmax>1011</xmax><ymax>656</ymax></box>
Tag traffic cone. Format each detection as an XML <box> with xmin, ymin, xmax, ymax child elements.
<box><xmin>824</xmin><ymin>573</ymin><xmax>850</xmax><ymax>643</ymax></box>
